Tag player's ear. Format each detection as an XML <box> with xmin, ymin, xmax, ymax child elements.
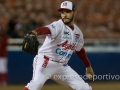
<box><xmin>74</xmin><ymin>11</ymin><xmax>77</xmax><ymax>16</ymax></box>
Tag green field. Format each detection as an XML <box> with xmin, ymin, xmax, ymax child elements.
<box><xmin>0</xmin><ymin>82</ymin><xmax>120</xmax><ymax>90</ymax></box>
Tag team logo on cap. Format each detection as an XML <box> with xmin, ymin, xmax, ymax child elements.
<box><xmin>62</xmin><ymin>2</ymin><xmax>67</xmax><ymax>7</ymax></box>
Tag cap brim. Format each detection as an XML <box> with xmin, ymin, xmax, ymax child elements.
<box><xmin>57</xmin><ymin>8</ymin><xmax>72</xmax><ymax>12</ymax></box>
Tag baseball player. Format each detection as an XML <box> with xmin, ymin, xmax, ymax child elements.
<box><xmin>23</xmin><ymin>1</ymin><xmax>94</xmax><ymax>90</ymax></box>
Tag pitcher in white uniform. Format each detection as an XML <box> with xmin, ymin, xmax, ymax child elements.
<box><xmin>23</xmin><ymin>1</ymin><xmax>94</xmax><ymax>90</ymax></box>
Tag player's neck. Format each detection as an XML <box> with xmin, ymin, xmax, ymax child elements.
<box><xmin>67</xmin><ymin>21</ymin><xmax>74</xmax><ymax>26</ymax></box>
<box><xmin>69</xmin><ymin>26</ymin><xmax>74</xmax><ymax>30</ymax></box>
<box><xmin>67</xmin><ymin>21</ymin><xmax>74</xmax><ymax>30</ymax></box>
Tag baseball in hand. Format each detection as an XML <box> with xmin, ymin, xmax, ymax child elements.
<box><xmin>86</xmin><ymin>73</ymin><xmax>93</xmax><ymax>79</ymax></box>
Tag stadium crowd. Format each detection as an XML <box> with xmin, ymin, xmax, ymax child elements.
<box><xmin>0</xmin><ymin>0</ymin><xmax>120</xmax><ymax>38</ymax></box>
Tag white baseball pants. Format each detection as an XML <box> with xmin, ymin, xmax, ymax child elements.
<box><xmin>25</xmin><ymin>54</ymin><xmax>92</xmax><ymax>90</ymax></box>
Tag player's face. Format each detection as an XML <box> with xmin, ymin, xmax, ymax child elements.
<box><xmin>61</xmin><ymin>10</ymin><xmax>74</xmax><ymax>25</ymax></box>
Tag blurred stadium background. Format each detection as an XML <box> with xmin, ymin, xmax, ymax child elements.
<box><xmin>0</xmin><ymin>0</ymin><xmax>120</xmax><ymax>90</ymax></box>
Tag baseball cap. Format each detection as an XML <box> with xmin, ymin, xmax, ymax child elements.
<box><xmin>57</xmin><ymin>1</ymin><xmax>76</xmax><ymax>12</ymax></box>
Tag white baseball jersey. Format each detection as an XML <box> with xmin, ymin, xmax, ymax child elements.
<box><xmin>25</xmin><ymin>19</ymin><xmax>92</xmax><ymax>90</ymax></box>
<box><xmin>38</xmin><ymin>19</ymin><xmax>84</xmax><ymax>63</ymax></box>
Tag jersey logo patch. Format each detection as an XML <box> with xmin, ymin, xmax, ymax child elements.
<box><xmin>62</xmin><ymin>35</ymin><xmax>71</xmax><ymax>39</ymax></box>
<box><xmin>75</xmin><ymin>34</ymin><xmax>80</xmax><ymax>42</ymax></box>
<box><xmin>51</xmin><ymin>24</ymin><xmax>55</xmax><ymax>28</ymax></box>
<box><xmin>64</xmin><ymin>31</ymin><xmax>69</xmax><ymax>35</ymax></box>
<box><xmin>62</xmin><ymin>31</ymin><xmax>71</xmax><ymax>39</ymax></box>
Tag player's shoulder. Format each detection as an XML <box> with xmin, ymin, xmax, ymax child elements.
<box><xmin>52</xmin><ymin>19</ymin><xmax>64</xmax><ymax>25</ymax></box>
<box><xmin>50</xmin><ymin>19</ymin><xmax>64</xmax><ymax>30</ymax></box>
<box><xmin>74</xmin><ymin>24</ymin><xmax>83</xmax><ymax>34</ymax></box>
<box><xmin>74</xmin><ymin>24</ymin><xmax>84</xmax><ymax>39</ymax></box>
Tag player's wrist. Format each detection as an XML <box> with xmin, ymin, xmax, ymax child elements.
<box><xmin>32</xmin><ymin>30</ymin><xmax>38</xmax><ymax>36</ymax></box>
<box><xmin>86</xmin><ymin>65</ymin><xmax>91</xmax><ymax>69</ymax></box>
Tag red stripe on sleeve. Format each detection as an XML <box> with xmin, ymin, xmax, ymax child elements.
<box><xmin>75</xmin><ymin>47</ymin><xmax>91</xmax><ymax>67</ymax></box>
<box><xmin>34</xmin><ymin>27</ymin><xmax>51</xmax><ymax>35</ymax></box>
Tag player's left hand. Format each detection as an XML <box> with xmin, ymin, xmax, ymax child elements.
<box><xmin>22</xmin><ymin>31</ymin><xmax>39</xmax><ymax>54</ymax></box>
<box><xmin>86</xmin><ymin>66</ymin><xmax>95</xmax><ymax>80</ymax></box>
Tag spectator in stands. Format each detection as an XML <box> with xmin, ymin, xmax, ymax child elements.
<box><xmin>7</xmin><ymin>16</ymin><xmax>18</xmax><ymax>38</ymax></box>
<box><xmin>0</xmin><ymin>23</ymin><xmax>8</xmax><ymax>86</ymax></box>
<box><xmin>0</xmin><ymin>0</ymin><xmax>120</xmax><ymax>38</ymax></box>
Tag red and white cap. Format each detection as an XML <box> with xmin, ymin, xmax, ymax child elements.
<box><xmin>57</xmin><ymin>1</ymin><xmax>76</xmax><ymax>12</ymax></box>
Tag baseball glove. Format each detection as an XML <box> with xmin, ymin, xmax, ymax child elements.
<box><xmin>22</xmin><ymin>31</ymin><xmax>39</xmax><ymax>54</ymax></box>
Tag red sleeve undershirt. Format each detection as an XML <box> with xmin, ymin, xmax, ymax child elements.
<box><xmin>34</xmin><ymin>27</ymin><xmax>51</xmax><ymax>35</ymax></box>
<box><xmin>75</xmin><ymin>47</ymin><xmax>91</xmax><ymax>67</ymax></box>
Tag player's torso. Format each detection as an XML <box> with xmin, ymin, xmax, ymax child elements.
<box><xmin>38</xmin><ymin>20</ymin><xmax>81</xmax><ymax>62</ymax></box>
<box><xmin>54</xmin><ymin>25</ymin><xmax>80</xmax><ymax>58</ymax></box>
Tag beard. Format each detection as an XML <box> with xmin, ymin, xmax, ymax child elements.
<box><xmin>62</xmin><ymin>14</ymin><xmax>74</xmax><ymax>25</ymax></box>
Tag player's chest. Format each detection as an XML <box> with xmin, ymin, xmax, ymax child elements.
<box><xmin>60</xmin><ymin>28</ymin><xmax>80</xmax><ymax>43</ymax></box>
